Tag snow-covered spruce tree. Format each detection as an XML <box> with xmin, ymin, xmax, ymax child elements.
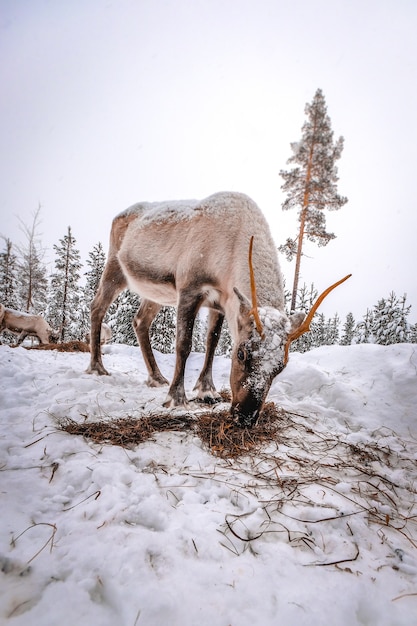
<box><xmin>353</xmin><ymin>309</ymin><xmax>374</xmax><ymax>344</ymax></box>
<box><xmin>340</xmin><ymin>312</ymin><xmax>356</xmax><ymax>345</ymax></box>
<box><xmin>288</xmin><ymin>283</ymin><xmax>317</xmax><ymax>353</ymax></box>
<box><xmin>0</xmin><ymin>237</ymin><xmax>19</xmax><ymax>309</ymax></box>
<box><xmin>0</xmin><ymin>237</ymin><xmax>21</xmax><ymax>344</ymax></box>
<box><xmin>287</xmin><ymin>282</ymin><xmax>340</xmax><ymax>352</ymax></box>
<box><xmin>279</xmin><ymin>89</ymin><xmax>348</xmax><ymax>312</ymax></box>
<box><xmin>190</xmin><ymin>312</ymin><xmax>234</xmax><ymax>356</ymax></box>
<box><xmin>409</xmin><ymin>323</ymin><xmax>417</xmax><ymax>343</ymax></box>
<box><xmin>192</xmin><ymin>312</ymin><xmax>206</xmax><ymax>352</ymax></box>
<box><xmin>306</xmin><ymin>312</ymin><xmax>340</xmax><ymax>348</ymax></box>
<box><xmin>371</xmin><ymin>292</ymin><xmax>411</xmax><ymax>345</ymax></box>
<box><xmin>81</xmin><ymin>242</ymin><xmax>107</xmax><ymax>340</ymax></box>
<box><xmin>16</xmin><ymin>206</ymin><xmax>48</xmax><ymax>313</ymax></box>
<box><xmin>310</xmin><ymin>312</ymin><xmax>326</xmax><ymax>348</ymax></box>
<box><xmin>108</xmin><ymin>290</ymin><xmax>140</xmax><ymax>345</ymax></box>
<box><xmin>216</xmin><ymin>319</ymin><xmax>233</xmax><ymax>357</ymax></box>
<box><xmin>325</xmin><ymin>313</ymin><xmax>340</xmax><ymax>345</ymax></box>
<box><xmin>47</xmin><ymin>227</ymin><xmax>82</xmax><ymax>341</ymax></box>
<box><xmin>151</xmin><ymin>306</ymin><xmax>176</xmax><ymax>354</ymax></box>
<box><xmin>109</xmin><ymin>295</ymin><xmax>176</xmax><ymax>351</ymax></box>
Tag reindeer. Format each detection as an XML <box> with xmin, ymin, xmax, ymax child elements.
<box><xmin>85</xmin><ymin>322</ymin><xmax>112</xmax><ymax>346</ymax></box>
<box><xmin>0</xmin><ymin>303</ymin><xmax>58</xmax><ymax>346</ymax></box>
<box><xmin>87</xmin><ymin>192</ymin><xmax>350</xmax><ymax>427</ymax></box>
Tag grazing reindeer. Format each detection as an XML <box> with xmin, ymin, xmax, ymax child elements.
<box><xmin>86</xmin><ymin>322</ymin><xmax>112</xmax><ymax>346</ymax></box>
<box><xmin>87</xmin><ymin>192</ymin><xmax>350</xmax><ymax>427</ymax></box>
<box><xmin>0</xmin><ymin>303</ymin><xmax>58</xmax><ymax>346</ymax></box>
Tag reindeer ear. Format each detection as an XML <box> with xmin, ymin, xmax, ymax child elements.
<box><xmin>233</xmin><ymin>287</ymin><xmax>251</xmax><ymax>315</ymax></box>
<box><xmin>233</xmin><ymin>287</ymin><xmax>255</xmax><ymax>332</ymax></box>
<box><xmin>289</xmin><ymin>312</ymin><xmax>305</xmax><ymax>333</ymax></box>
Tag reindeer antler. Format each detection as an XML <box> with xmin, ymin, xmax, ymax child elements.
<box><xmin>283</xmin><ymin>273</ymin><xmax>352</xmax><ymax>365</ymax></box>
<box><xmin>248</xmin><ymin>236</ymin><xmax>265</xmax><ymax>339</ymax></box>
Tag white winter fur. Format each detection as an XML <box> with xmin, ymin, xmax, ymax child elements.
<box><xmin>118</xmin><ymin>192</ymin><xmax>284</xmax><ymax>338</ymax></box>
<box><xmin>88</xmin><ymin>191</ymin><xmax>298</xmax><ymax>425</ymax></box>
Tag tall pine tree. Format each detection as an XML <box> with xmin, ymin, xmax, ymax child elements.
<box><xmin>47</xmin><ymin>227</ymin><xmax>82</xmax><ymax>341</ymax></box>
<box><xmin>279</xmin><ymin>89</ymin><xmax>348</xmax><ymax>311</ymax></box>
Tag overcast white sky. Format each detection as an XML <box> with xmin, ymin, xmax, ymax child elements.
<box><xmin>1</xmin><ymin>0</ymin><xmax>416</xmax><ymax>321</ymax></box>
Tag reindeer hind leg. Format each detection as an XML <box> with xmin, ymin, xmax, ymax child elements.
<box><xmin>133</xmin><ymin>299</ymin><xmax>169</xmax><ymax>387</ymax></box>
<box><xmin>16</xmin><ymin>330</ymin><xmax>28</xmax><ymax>346</ymax></box>
<box><xmin>87</xmin><ymin>257</ymin><xmax>126</xmax><ymax>375</ymax></box>
<box><xmin>163</xmin><ymin>288</ymin><xmax>203</xmax><ymax>408</ymax></box>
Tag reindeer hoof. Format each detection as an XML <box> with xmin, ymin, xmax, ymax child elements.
<box><xmin>86</xmin><ymin>364</ymin><xmax>109</xmax><ymax>376</ymax></box>
<box><xmin>162</xmin><ymin>394</ymin><xmax>189</xmax><ymax>409</ymax></box>
<box><xmin>195</xmin><ymin>392</ymin><xmax>222</xmax><ymax>405</ymax></box>
<box><xmin>147</xmin><ymin>375</ymin><xmax>169</xmax><ymax>388</ymax></box>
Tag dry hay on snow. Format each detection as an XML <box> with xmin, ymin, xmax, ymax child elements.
<box><xmin>59</xmin><ymin>401</ymin><xmax>286</xmax><ymax>459</ymax></box>
<box><xmin>25</xmin><ymin>341</ymin><xmax>90</xmax><ymax>352</ymax></box>
<box><xmin>55</xmin><ymin>391</ymin><xmax>417</xmax><ymax>557</ymax></box>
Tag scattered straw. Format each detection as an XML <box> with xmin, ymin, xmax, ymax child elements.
<box><xmin>196</xmin><ymin>403</ymin><xmax>285</xmax><ymax>457</ymax></box>
<box><xmin>25</xmin><ymin>341</ymin><xmax>90</xmax><ymax>352</ymax></box>
<box><xmin>59</xmin><ymin>401</ymin><xmax>285</xmax><ymax>458</ymax></box>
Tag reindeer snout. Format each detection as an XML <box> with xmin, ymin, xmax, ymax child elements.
<box><xmin>231</xmin><ymin>404</ymin><xmax>260</xmax><ymax>429</ymax></box>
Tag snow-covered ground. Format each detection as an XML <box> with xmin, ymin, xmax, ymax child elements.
<box><xmin>1</xmin><ymin>342</ymin><xmax>416</xmax><ymax>625</ymax></box>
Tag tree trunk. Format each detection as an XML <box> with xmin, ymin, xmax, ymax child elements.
<box><xmin>290</xmin><ymin>163</ymin><xmax>312</xmax><ymax>312</ymax></box>
<box><xmin>290</xmin><ymin>114</ymin><xmax>318</xmax><ymax>311</ymax></box>
<box><xmin>290</xmin><ymin>214</ymin><xmax>304</xmax><ymax>311</ymax></box>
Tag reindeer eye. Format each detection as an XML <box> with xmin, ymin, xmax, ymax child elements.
<box><xmin>237</xmin><ymin>347</ymin><xmax>246</xmax><ymax>362</ymax></box>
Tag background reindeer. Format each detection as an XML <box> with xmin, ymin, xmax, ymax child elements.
<box><xmin>88</xmin><ymin>192</ymin><xmax>350</xmax><ymax>427</ymax></box>
<box><xmin>0</xmin><ymin>303</ymin><xmax>58</xmax><ymax>346</ymax></box>
<box><xmin>85</xmin><ymin>322</ymin><xmax>112</xmax><ymax>346</ymax></box>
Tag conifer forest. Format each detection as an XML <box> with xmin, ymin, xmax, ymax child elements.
<box><xmin>1</xmin><ymin>90</ymin><xmax>415</xmax><ymax>353</ymax></box>
<box><xmin>1</xmin><ymin>228</ymin><xmax>415</xmax><ymax>353</ymax></box>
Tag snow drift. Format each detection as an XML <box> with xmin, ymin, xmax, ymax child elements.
<box><xmin>0</xmin><ymin>342</ymin><xmax>416</xmax><ymax>625</ymax></box>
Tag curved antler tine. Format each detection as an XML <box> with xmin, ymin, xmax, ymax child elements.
<box><xmin>283</xmin><ymin>273</ymin><xmax>352</xmax><ymax>365</ymax></box>
<box><xmin>248</xmin><ymin>236</ymin><xmax>265</xmax><ymax>339</ymax></box>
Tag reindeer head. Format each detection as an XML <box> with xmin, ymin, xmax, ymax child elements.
<box><xmin>230</xmin><ymin>236</ymin><xmax>351</xmax><ymax>428</ymax></box>
<box><xmin>49</xmin><ymin>328</ymin><xmax>60</xmax><ymax>343</ymax></box>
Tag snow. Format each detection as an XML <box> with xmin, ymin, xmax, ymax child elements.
<box><xmin>119</xmin><ymin>192</ymin><xmax>257</xmax><ymax>228</ymax></box>
<box><xmin>1</xmin><ymin>342</ymin><xmax>417</xmax><ymax>625</ymax></box>
<box><xmin>120</xmin><ymin>199</ymin><xmax>199</xmax><ymax>227</ymax></box>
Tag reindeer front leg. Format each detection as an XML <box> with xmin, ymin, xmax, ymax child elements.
<box><xmin>163</xmin><ymin>288</ymin><xmax>201</xmax><ymax>408</ymax></box>
<box><xmin>193</xmin><ymin>309</ymin><xmax>224</xmax><ymax>403</ymax></box>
